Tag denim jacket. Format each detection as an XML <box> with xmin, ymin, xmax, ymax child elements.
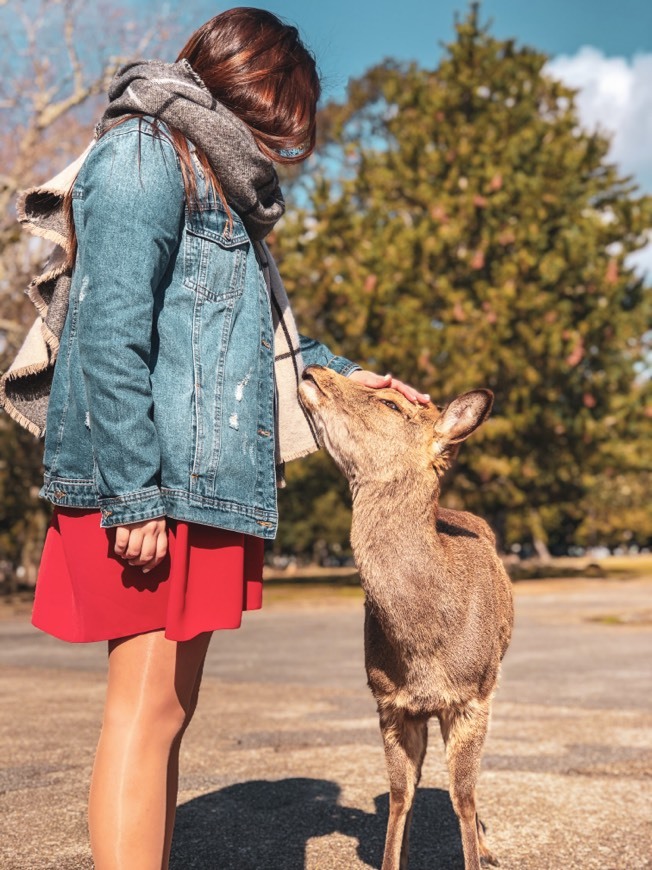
<box><xmin>40</xmin><ymin>118</ymin><xmax>358</xmax><ymax>538</ymax></box>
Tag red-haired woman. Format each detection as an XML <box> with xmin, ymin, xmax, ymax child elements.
<box><xmin>20</xmin><ymin>7</ymin><xmax>429</xmax><ymax>867</ymax></box>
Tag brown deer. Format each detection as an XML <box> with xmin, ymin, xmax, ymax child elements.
<box><xmin>298</xmin><ymin>365</ymin><xmax>513</xmax><ymax>870</ymax></box>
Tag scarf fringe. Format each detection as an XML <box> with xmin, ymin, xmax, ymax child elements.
<box><xmin>19</xmin><ymin>220</ymin><xmax>68</xmax><ymax>252</ymax></box>
<box><xmin>0</xmin><ymin>399</ymin><xmax>44</xmax><ymax>438</ymax></box>
<box><xmin>42</xmin><ymin>324</ymin><xmax>60</xmax><ymax>356</ymax></box>
<box><xmin>16</xmin><ymin>188</ymin><xmax>70</xmax><ymax>251</ymax></box>
<box><xmin>0</xmin><ymin>364</ymin><xmax>47</xmax><ymax>439</ymax></box>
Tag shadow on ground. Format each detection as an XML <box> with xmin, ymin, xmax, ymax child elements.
<box><xmin>171</xmin><ymin>778</ymin><xmax>464</xmax><ymax>869</ymax></box>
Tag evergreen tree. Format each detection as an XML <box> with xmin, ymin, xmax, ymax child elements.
<box><xmin>275</xmin><ymin>5</ymin><xmax>652</xmax><ymax>557</ymax></box>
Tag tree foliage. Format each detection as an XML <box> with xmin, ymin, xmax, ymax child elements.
<box><xmin>275</xmin><ymin>6</ymin><xmax>652</xmax><ymax>556</ymax></box>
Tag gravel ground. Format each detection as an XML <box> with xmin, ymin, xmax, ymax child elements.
<box><xmin>0</xmin><ymin>576</ymin><xmax>651</xmax><ymax>869</ymax></box>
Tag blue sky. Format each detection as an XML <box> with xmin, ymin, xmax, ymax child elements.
<box><xmin>155</xmin><ymin>1</ymin><xmax>652</xmax><ymax>98</ymax></box>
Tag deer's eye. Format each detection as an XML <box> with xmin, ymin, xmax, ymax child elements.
<box><xmin>380</xmin><ymin>399</ymin><xmax>401</xmax><ymax>413</ymax></box>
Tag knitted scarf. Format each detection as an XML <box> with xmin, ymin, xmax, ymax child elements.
<box><xmin>0</xmin><ymin>59</ymin><xmax>321</xmax><ymax>477</ymax></box>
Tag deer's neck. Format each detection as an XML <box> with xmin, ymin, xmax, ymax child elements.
<box><xmin>350</xmin><ymin>470</ymin><xmax>444</xmax><ymax>613</ymax></box>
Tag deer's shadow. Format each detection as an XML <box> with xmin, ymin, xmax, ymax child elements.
<box><xmin>171</xmin><ymin>778</ymin><xmax>464</xmax><ymax>869</ymax></box>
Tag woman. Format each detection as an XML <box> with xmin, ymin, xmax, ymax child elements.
<box><xmin>25</xmin><ymin>8</ymin><xmax>429</xmax><ymax>868</ymax></box>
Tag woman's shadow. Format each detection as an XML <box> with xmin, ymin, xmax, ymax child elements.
<box><xmin>171</xmin><ymin>778</ymin><xmax>464</xmax><ymax>869</ymax></box>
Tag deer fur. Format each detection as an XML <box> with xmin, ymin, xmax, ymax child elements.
<box><xmin>298</xmin><ymin>365</ymin><xmax>514</xmax><ymax>870</ymax></box>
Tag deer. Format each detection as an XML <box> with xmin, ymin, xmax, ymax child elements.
<box><xmin>298</xmin><ymin>365</ymin><xmax>514</xmax><ymax>870</ymax></box>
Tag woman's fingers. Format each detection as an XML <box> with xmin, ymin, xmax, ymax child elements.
<box><xmin>390</xmin><ymin>377</ymin><xmax>431</xmax><ymax>405</ymax></box>
<box><xmin>114</xmin><ymin>526</ymin><xmax>130</xmax><ymax>556</ymax></box>
<box><xmin>349</xmin><ymin>370</ymin><xmax>392</xmax><ymax>389</ymax></box>
<box><xmin>124</xmin><ymin>527</ymin><xmax>145</xmax><ymax>562</ymax></box>
<box><xmin>114</xmin><ymin>519</ymin><xmax>167</xmax><ymax>570</ymax></box>
<box><xmin>142</xmin><ymin>528</ymin><xmax>169</xmax><ymax>573</ymax></box>
<box><xmin>349</xmin><ymin>369</ymin><xmax>430</xmax><ymax>404</ymax></box>
<box><xmin>132</xmin><ymin>532</ymin><xmax>157</xmax><ymax>567</ymax></box>
<box><xmin>152</xmin><ymin>528</ymin><xmax>169</xmax><ymax>571</ymax></box>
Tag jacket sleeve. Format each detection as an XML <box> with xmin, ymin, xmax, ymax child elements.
<box><xmin>298</xmin><ymin>333</ymin><xmax>361</xmax><ymax>377</ymax></box>
<box><xmin>75</xmin><ymin>124</ymin><xmax>185</xmax><ymax>528</ymax></box>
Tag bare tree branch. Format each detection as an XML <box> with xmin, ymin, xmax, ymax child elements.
<box><xmin>63</xmin><ymin>0</ymin><xmax>84</xmax><ymax>95</ymax></box>
<box><xmin>0</xmin><ymin>317</ymin><xmax>25</xmax><ymax>333</ymax></box>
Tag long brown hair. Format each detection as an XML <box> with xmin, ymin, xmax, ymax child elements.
<box><xmin>64</xmin><ymin>7</ymin><xmax>321</xmax><ymax>265</ymax></box>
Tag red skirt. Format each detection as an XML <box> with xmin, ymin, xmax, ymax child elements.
<box><xmin>32</xmin><ymin>506</ymin><xmax>264</xmax><ymax>643</ymax></box>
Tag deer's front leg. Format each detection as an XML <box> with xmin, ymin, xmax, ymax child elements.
<box><xmin>379</xmin><ymin>707</ymin><xmax>428</xmax><ymax>870</ymax></box>
<box><xmin>439</xmin><ymin>699</ymin><xmax>496</xmax><ymax>870</ymax></box>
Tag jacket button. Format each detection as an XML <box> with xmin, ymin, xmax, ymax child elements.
<box><xmin>257</xmin><ymin>429</ymin><xmax>271</xmax><ymax>437</ymax></box>
<box><xmin>101</xmin><ymin>509</ymin><xmax>113</xmax><ymax>517</ymax></box>
<box><xmin>54</xmin><ymin>489</ymin><xmax>66</xmax><ymax>499</ymax></box>
<box><xmin>261</xmin><ymin>339</ymin><xmax>271</xmax><ymax>349</ymax></box>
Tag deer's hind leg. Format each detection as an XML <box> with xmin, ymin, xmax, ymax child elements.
<box><xmin>379</xmin><ymin>708</ymin><xmax>428</xmax><ymax>870</ymax></box>
<box><xmin>439</xmin><ymin>699</ymin><xmax>498</xmax><ymax>869</ymax></box>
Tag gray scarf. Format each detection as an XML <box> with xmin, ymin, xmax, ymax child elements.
<box><xmin>99</xmin><ymin>58</ymin><xmax>285</xmax><ymax>241</ymax></box>
<box><xmin>0</xmin><ymin>59</ymin><xmax>320</xmax><ymax>476</ymax></box>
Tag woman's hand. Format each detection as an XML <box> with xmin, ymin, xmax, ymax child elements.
<box><xmin>114</xmin><ymin>518</ymin><xmax>168</xmax><ymax>573</ymax></box>
<box><xmin>348</xmin><ymin>370</ymin><xmax>431</xmax><ymax>405</ymax></box>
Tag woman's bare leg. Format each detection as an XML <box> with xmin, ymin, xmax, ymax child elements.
<box><xmin>88</xmin><ymin>629</ymin><xmax>212</xmax><ymax>870</ymax></box>
<box><xmin>161</xmin><ymin>655</ymin><xmax>206</xmax><ymax>867</ymax></box>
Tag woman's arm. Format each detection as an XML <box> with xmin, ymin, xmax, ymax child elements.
<box><xmin>75</xmin><ymin>121</ymin><xmax>185</xmax><ymax>529</ymax></box>
<box><xmin>299</xmin><ymin>334</ymin><xmax>430</xmax><ymax>404</ymax></box>
<box><xmin>298</xmin><ymin>333</ymin><xmax>361</xmax><ymax>377</ymax></box>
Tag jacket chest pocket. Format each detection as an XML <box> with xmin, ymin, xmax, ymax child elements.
<box><xmin>183</xmin><ymin>205</ymin><xmax>250</xmax><ymax>303</ymax></box>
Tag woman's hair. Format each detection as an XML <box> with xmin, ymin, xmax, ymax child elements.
<box><xmin>177</xmin><ymin>7</ymin><xmax>321</xmax><ymax>162</ymax></box>
<box><xmin>63</xmin><ymin>7</ymin><xmax>321</xmax><ymax>265</ymax></box>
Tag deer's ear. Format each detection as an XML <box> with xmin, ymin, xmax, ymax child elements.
<box><xmin>433</xmin><ymin>390</ymin><xmax>493</xmax><ymax>445</ymax></box>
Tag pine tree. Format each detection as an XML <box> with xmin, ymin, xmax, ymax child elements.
<box><xmin>275</xmin><ymin>4</ymin><xmax>652</xmax><ymax>556</ymax></box>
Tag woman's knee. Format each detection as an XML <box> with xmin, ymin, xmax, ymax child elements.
<box><xmin>102</xmin><ymin>690</ymin><xmax>190</xmax><ymax>743</ymax></box>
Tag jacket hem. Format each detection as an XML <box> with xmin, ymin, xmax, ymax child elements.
<box><xmin>40</xmin><ymin>478</ymin><xmax>102</xmax><ymax>508</ymax></box>
<box><xmin>39</xmin><ymin>477</ymin><xmax>277</xmax><ymax>539</ymax></box>
<box><xmin>97</xmin><ymin>486</ymin><xmax>167</xmax><ymax>527</ymax></box>
<box><xmin>162</xmin><ymin>489</ymin><xmax>277</xmax><ymax>539</ymax></box>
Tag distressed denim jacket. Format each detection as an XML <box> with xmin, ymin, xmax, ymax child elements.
<box><xmin>40</xmin><ymin>118</ymin><xmax>358</xmax><ymax>538</ymax></box>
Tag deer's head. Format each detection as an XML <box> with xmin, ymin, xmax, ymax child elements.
<box><xmin>298</xmin><ymin>366</ymin><xmax>493</xmax><ymax>487</ymax></box>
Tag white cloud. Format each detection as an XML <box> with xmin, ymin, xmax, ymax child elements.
<box><xmin>546</xmin><ymin>48</ymin><xmax>652</xmax><ymax>277</ymax></box>
<box><xmin>546</xmin><ymin>47</ymin><xmax>652</xmax><ymax>191</ymax></box>
<box><xmin>629</xmin><ymin>237</ymin><xmax>652</xmax><ymax>277</ymax></box>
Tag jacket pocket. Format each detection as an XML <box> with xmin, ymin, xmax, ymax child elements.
<box><xmin>183</xmin><ymin>205</ymin><xmax>249</xmax><ymax>303</ymax></box>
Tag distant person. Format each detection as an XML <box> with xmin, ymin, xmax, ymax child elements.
<box><xmin>4</xmin><ymin>7</ymin><xmax>429</xmax><ymax>867</ymax></box>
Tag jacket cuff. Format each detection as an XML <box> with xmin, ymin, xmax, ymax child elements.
<box><xmin>98</xmin><ymin>486</ymin><xmax>166</xmax><ymax>528</ymax></box>
<box><xmin>327</xmin><ymin>355</ymin><xmax>362</xmax><ymax>377</ymax></box>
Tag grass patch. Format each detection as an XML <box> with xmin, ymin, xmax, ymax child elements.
<box><xmin>589</xmin><ymin>614</ymin><xmax>626</xmax><ymax>625</ymax></box>
<box><xmin>263</xmin><ymin>582</ymin><xmax>365</xmax><ymax>606</ymax></box>
<box><xmin>594</xmin><ymin>555</ymin><xmax>652</xmax><ymax>579</ymax></box>
<box><xmin>507</xmin><ymin>562</ymin><xmax>606</xmax><ymax>581</ymax></box>
<box><xmin>587</xmin><ymin>610</ymin><xmax>652</xmax><ymax>627</ymax></box>
<box><xmin>264</xmin><ymin>570</ymin><xmax>360</xmax><ymax>587</ymax></box>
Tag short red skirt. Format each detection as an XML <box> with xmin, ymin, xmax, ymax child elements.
<box><xmin>32</xmin><ymin>506</ymin><xmax>264</xmax><ymax>643</ymax></box>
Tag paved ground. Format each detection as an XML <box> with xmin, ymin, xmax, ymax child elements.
<box><xmin>1</xmin><ymin>576</ymin><xmax>651</xmax><ymax>869</ymax></box>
